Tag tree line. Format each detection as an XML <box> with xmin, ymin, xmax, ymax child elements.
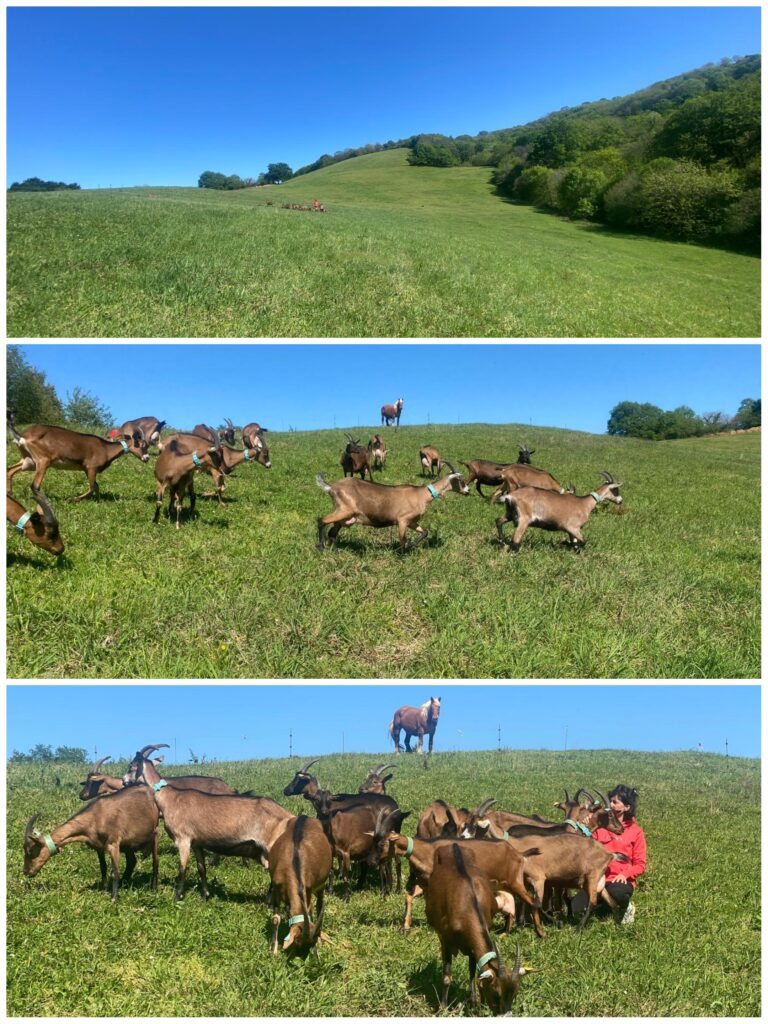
<box><xmin>10</xmin><ymin>744</ymin><xmax>88</xmax><ymax>763</ymax></box>
<box><xmin>9</xmin><ymin>177</ymin><xmax>80</xmax><ymax>192</ymax></box>
<box><xmin>198</xmin><ymin>162</ymin><xmax>294</xmax><ymax>190</ymax></box>
<box><xmin>607</xmin><ymin>398</ymin><xmax>760</xmax><ymax>440</ymax></box>
<box><xmin>7</xmin><ymin>346</ymin><xmax>112</xmax><ymax>429</ymax></box>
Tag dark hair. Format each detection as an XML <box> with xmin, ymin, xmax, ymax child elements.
<box><xmin>609</xmin><ymin>784</ymin><xmax>639</xmax><ymax>818</ymax></box>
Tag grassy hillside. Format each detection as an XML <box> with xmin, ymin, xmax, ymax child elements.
<box><xmin>7</xmin><ymin>748</ymin><xmax>760</xmax><ymax>1016</ymax></box>
<box><xmin>6</xmin><ymin>423</ymin><xmax>759</xmax><ymax>679</ymax></box>
<box><xmin>7</xmin><ymin>150</ymin><xmax>759</xmax><ymax>337</ymax></box>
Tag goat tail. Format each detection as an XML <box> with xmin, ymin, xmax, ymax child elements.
<box><xmin>316</xmin><ymin>473</ymin><xmax>332</xmax><ymax>493</ymax></box>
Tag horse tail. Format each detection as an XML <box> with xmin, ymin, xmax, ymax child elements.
<box><xmin>387</xmin><ymin>719</ymin><xmax>395</xmax><ymax>740</ymax></box>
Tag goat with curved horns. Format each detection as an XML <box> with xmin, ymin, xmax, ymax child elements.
<box><xmin>316</xmin><ymin>462</ymin><xmax>469</xmax><ymax>553</ymax></box>
<box><xmin>495</xmin><ymin>472</ymin><xmax>624</xmax><ymax>552</ymax></box>
<box><xmin>7</xmin><ymin>482</ymin><xmax>64</xmax><ymax>556</ymax></box>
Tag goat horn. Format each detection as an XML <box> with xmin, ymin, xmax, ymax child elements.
<box><xmin>563</xmin><ymin>788</ymin><xmax>571</xmax><ymax>803</ymax></box>
<box><xmin>593</xmin><ymin>788</ymin><xmax>610</xmax><ymax>808</ymax></box>
<box><xmin>31</xmin><ymin>485</ymin><xmax>57</xmax><ymax>527</ymax></box>
<box><xmin>139</xmin><ymin>744</ymin><xmax>170</xmax><ymax>756</ymax></box>
<box><xmin>374</xmin><ymin>763</ymin><xmax>396</xmax><ymax>775</ymax></box>
<box><xmin>89</xmin><ymin>755</ymin><xmax>112</xmax><ymax>774</ymax></box>
<box><xmin>299</xmin><ymin>758</ymin><xmax>319</xmax><ymax>774</ymax></box>
<box><xmin>442</xmin><ymin>459</ymin><xmax>458</xmax><ymax>474</ymax></box>
<box><xmin>573</xmin><ymin>788</ymin><xmax>587</xmax><ymax>803</ymax></box>
<box><xmin>25</xmin><ymin>814</ymin><xmax>41</xmax><ymax>838</ymax></box>
<box><xmin>475</xmin><ymin>797</ymin><xmax>497</xmax><ymax>816</ymax></box>
<box><xmin>226</xmin><ymin>418</ymin><xmax>234</xmax><ymax>428</ymax></box>
<box><xmin>600</xmin><ymin>471</ymin><xmax>615</xmax><ymax>484</ymax></box>
<box><xmin>511</xmin><ymin>943</ymin><xmax>523</xmax><ymax>981</ymax></box>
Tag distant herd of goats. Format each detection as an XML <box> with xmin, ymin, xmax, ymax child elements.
<box><xmin>22</xmin><ymin>698</ymin><xmax>630</xmax><ymax>1014</ymax></box>
<box><xmin>6</xmin><ymin>396</ymin><xmax>624</xmax><ymax>559</ymax></box>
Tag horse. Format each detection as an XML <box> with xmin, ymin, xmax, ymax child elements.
<box><xmin>381</xmin><ymin>398</ymin><xmax>404</xmax><ymax>428</ymax></box>
<box><xmin>388</xmin><ymin>697</ymin><xmax>441</xmax><ymax>754</ymax></box>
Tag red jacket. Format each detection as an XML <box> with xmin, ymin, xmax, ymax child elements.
<box><xmin>592</xmin><ymin>817</ymin><xmax>646</xmax><ymax>887</ymax></box>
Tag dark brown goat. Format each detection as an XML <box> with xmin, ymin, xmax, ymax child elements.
<box><xmin>8</xmin><ymin>411</ymin><xmax>150</xmax><ymax>501</ymax></box>
<box><xmin>153</xmin><ymin>434</ymin><xmax>224</xmax><ymax>527</ymax></box>
<box><xmin>495</xmin><ymin>472</ymin><xmax>624</xmax><ymax>551</ymax></box>
<box><xmin>358</xmin><ymin>764</ymin><xmax>396</xmax><ymax>794</ymax></box>
<box><xmin>6</xmin><ymin>482</ymin><xmax>64</xmax><ymax>556</ymax></box>
<box><xmin>340</xmin><ymin>435</ymin><xmax>373</xmax><ymax>481</ymax></box>
<box><xmin>426</xmin><ymin>843</ymin><xmax>525</xmax><ymax>1014</ymax></box>
<box><xmin>23</xmin><ymin>786</ymin><xmax>159</xmax><ymax>900</ymax></box>
<box><xmin>268</xmin><ymin>814</ymin><xmax>332</xmax><ymax>955</ymax></box>
<box><xmin>316</xmin><ymin>464</ymin><xmax>469</xmax><ymax>552</ymax></box>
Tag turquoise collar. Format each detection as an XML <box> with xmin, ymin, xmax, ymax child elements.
<box><xmin>119</xmin><ymin>439</ymin><xmax>129</xmax><ymax>453</ymax></box>
<box><xmin>288</xmin><ymin>914</ymin><xmax>307</xmax><ymax>926</ymax></box>
<box><xmin>427</xmin><ymin>484</ymin><xmax>440</xmax><ymax>500</ymax></box>
<box><xmin>33</xmin><ymin>831</ymin><xmax>58</xmax><ymax>856</ymax></box>
<box><xmin>192</xmin><ymin>451</ymin><xmax>202</xmax><ymax>467</ymax></box>
<box><xmin>153</xmin><ymin>780</ymin><xmax>168</xmax><ymax>792</ymax></box>
<box><xmin>565</xmin><ymin>818</ymin><xmax>592</xmax><ymax>837</ymax></box>
<box><xmin>476</xmin><ymin>951</ymin><xmax>497</xmax><ymax>978</ymax></box>
<box><xmin>243</xmin><ymin>449</ymin><xmax>251</xmax><ymax>461</ymax></box>
<box><xmin>589</xmin><ymin>491</ymin><xmax>602</xmax><ymax>503</ymax></box>
<box><xmin>404</xmin><ymin>836</ymin><xmax>414</xmax><ymax>857</ymax></box>
<box><xmin>15</xmin><ymin>511</ymin><xmax>33</xmax><ymax>532</ymax></box>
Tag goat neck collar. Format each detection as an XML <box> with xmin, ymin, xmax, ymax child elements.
<box><xmin>118</xmin><ymin>439</ymin><xmax>130</xmax><ymax>454</ymax></box>
<box><xmin>426</xmin><ymin>484</ymin><xmax>440</xmax><ymax>500</ymax></box>
<box><xmin>191</xmin><ymin>451</ymin><xmax>202</xmax><ymax>467</ymax></box>
<box><xmin>288</xmin><ymin>914</ymin><xmax>308</xmax><ymax>926</ymax></box>
<box><xmin>14</xmin><ymin>511</ymin><xmax>33</xmax><ymax>532</ymax></box>
<box><xmin>153</xmin><ymin>779</ymin><xmax>168</xmax><ymax>792</ymax></box>
<box><xmin>403</xmin><ymin>836</ymin><xmax>414</xmax><ymax>857</ymax></box>
<box><xmin>32</xmin><ymin>831</ymin><xmax>58</xmax><ymax>855</ymax></box>
<box><xmin>589</xmin><ymin>491</ymin><xmax>602</xmax><ymax>503</ymax></box>
<box><xmin>476</xmin><ymin>951</ymin><xmax>498</xmax><ymax>978</ymax></box>
<box><xmin>243</xmin><ymin>449</ymin><xmax>251</xmax><ymax>461</ymax></box>
<box><xmin>564</xmin><ymin>819</ymin><xmax>592</xmax><ymax>837</ymax></box>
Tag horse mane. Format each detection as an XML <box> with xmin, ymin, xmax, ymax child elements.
<box><xmin>419</xmin><ymin>698</ymin><xmax>432</xmax><ymax>713</ymax></box>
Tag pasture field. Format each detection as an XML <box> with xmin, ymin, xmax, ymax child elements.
<box><xmin>6</xmin><ymin>747</ymin><xmax>760</xmax><ymax>1017</ymax></box>
<box><xmin>7</xmin><ymin>149</ymin><xmax>760</xmax><ymax>338</ymax></box>
<box><xmin>6</xmin><ymin>424</ymin><xmax>760</xmax><ymax>679</ymax></box>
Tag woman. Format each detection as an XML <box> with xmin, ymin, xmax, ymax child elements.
<box><xmin>571</xmin><ymin>784</ymin><xmax>646</xmax><ymax>925</ymax></box>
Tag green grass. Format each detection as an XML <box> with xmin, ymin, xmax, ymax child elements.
<box><xmin>7</xmin><ymin>748</ymin><xmax>760</xmax><ymax>1016</ymax></box>
<box><xmin>6</xmin><ymin>423</ymin><xmax>760</xmax><ymax>678</ymax></box>
<box><xmin>7</xmin><ymin>149</ymin><xmax>760</xmax><ymax>337</ymax></box>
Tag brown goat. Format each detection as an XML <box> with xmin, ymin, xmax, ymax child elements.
<box><xmin>268</xmin><ymin>814</ymin><xmax>332</xmax><ymax>955</ymax></box>
<box><xmin>153</xmin><ymin>434</ymin><xmax>224</xmax><ymax>527</ymax></box>
<box><xmin>495</xmin><ymin>472</ymin><xmax>624</xmax><ymax>551</ymax></box>
<box><xmin>23</xmin><ymin>786</ymin><xmax>159</xmax><ymax>900</ymax></box>
<box><xmin>242</xmin><ymin>422</ymin><xmax>268</xmax><ymax>450</ymax></box>
<box><xmin>132</xmin><ymin>750</ymin><xmax>293</xmax><ymax>900</ymax></box>
<box><xmin>8</xmin><ymin>411</ymin><xmax>150</xmax><ymax>501</ymax></box>
<box><xmin>6</xmin><ymin>482</ymin><xmax>64</xmax><ymax>556</ymax></box>
<box><xmin>316</xmin><ymin>463</ymin><xmax>469</xmax><ymax>553</ymax></box>
<box><xmin>340</xmin><ymin>435</ymin><xmax>373</xmax><ymax>481</ymax></box>
<box><xmin>426</xmin><ymin>843</ymin><xmax>525</xmax><ymax>1014</ymax></box>
<box><xmin>419</xmin><ymin>445</ymin><xmax>444</xmax><ymax>478</ymax></box>
<box><xmin>117</xmin><ymin>416</ymin><xmax>166</xmax><ymax>447</ymax></box>
<box><xmin>78</xmin><ymin>756</ymin><xmax>126</xmax><ymax>800</ymax></box>
<box><xmin>358</xmin><ymin>763</ymin><xmax>396</xmax><ymax>794</ymax></box>
<box><xmin>458</xmin><ymin>446</ymin><xmax>533</xmax><ymax>497</ymax></box>
<box><xmin>367</xmin><ymin>434</ymin><xmax>387</xmax><ymax>469</ymax></box>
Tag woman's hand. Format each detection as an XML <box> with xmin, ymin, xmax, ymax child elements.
<box><xmin>613</xmin><ymin>873</ymin><xmax>628</xmax><ymax>884</ymax></box>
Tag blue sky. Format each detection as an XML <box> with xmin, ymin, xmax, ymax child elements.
<box><xmin>6</xmin><ymin>685</ymin><xmax>760</xmax><ymax>761</ymax></box>
<box><xmin>13</xmin><ymin>343</ymin><xmax>761</xmax><ymax>435</ymax></box>
<box><xmin>7</xmin><ymin>6</ymin><xmax>761</xmax><ymax>188</ymax></box>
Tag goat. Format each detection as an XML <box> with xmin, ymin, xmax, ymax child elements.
<box><xmin>419</xmin><ymin>445</ymin><xmax>444</xmax><ymax>478</ymax></box>
<box><xmin>319</xmin><ymin>794</ymin><xmax>407</xmax><ymax>900</ymax></box>
<box><xmin>458</xmin><ymin>445</ymin><xmax>533</xmax><ymax>497</ymax></box>
<box><xmin>242</xmin><ymin>422</ymin><xmax>269</xmax><ymax>451</ymax></box>
<box><xmin>358</xmin><ymin>764</ymin><xmax>396</xmax><ymax>795</ymax></box>
<box><xmin>316</xmin><ymin>461</ymin><xmax>469</xmax><ymax>553</ymax></box>
<box><xmin>491</xmin><ymin>461</ymin><xmax>568</xmax><ymax>501</ymax></box>
<box><xmin>367</xmin><ymin>808</ymin><xmax>541</xmax><ymax>934</ymax></box>
<box><xmin>163</xmin><ymin>430</ymin><xmax>271</xmax><ymax>502</ymax></box>
<box><xmin>495</xmin><ymin>472</ymin><xmax>624</xmax><ymax>552</ymax></box>
<box><xmin>23</xmin><ymin>785</ymin><xmax>159</xmax><ymax>900</ymax></box>
<box><xmin>131</xmin><ymin>749</ymin><xmax>293</xmax><ymax>900</ymax></box>
<box><xmin>367</xmin><ymin>434</ymin><xmax>387</xmax><ymax>469</ymax></box>
<box><xmin>6</xmin><ymin>482</ymin><xmax>64</xmax><ymax>556</ymax></box>
<box><xmin>191</xmin><ymin>420</ymin><xmax>236</xmax><ymax>446</ymax></box>
<box><xmin>7</xmin><ymin>410</ymin><xmax>150</xmax><ymax>501</ymax></box>
<box><xmin>340</xmin><ymin>434</ymin><xmax>373</xmax><ymax>481</ymax></box>
<box><xmin>381</xmin><ymin>398</ymin><xmax>404</xmax><ymax>428</ymax></box>
<box><xmin>426</xmin><ymin>843</ymin><xmax>525</xmax><ymax>1014</ymax></box>
<box><xmin>153</xmin><ymin>434</ymin><xmax>224</xmax><ymax>527</ymax></box>
<box><xmin>122</xmin><ymin>744</ymin><xmax>237</xmax><ymax>796</ymax></box>
<box><xmin>117</xmin><ymin>416</ymin><xmax>166</xmax><ymax>447</ymax></box>
<box><xmin>268</xmin><ymin>814</ymin><xmax>332</xmax><ymax>955</ymax></box>
<box><xmin>79</xmin><ymin>756</ymin><xmax>126</xmax><ymax>800</ymax></box>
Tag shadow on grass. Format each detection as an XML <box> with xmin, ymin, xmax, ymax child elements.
<box><xmin>407</xmin><ymin>962</ymin><xmax>453</xmax><ymax>1015</ymax></box>
<box><xmin>7</xmin><ymin>552</ymin><xmax>72</xmax><ymax>570</ymax></box>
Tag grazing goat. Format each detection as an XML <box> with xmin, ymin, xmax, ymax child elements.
<box><xmin>367</xmin><ymin>434</ymin><xmax>387</xmax><ymax>469</ymax></box>
<box><xmin>419</xmin><ymin>445</ymin><xmax>444</xmax><ymax>478</ymax></box>
<box><xmin>242</xmin><ymin>422</ymin><xmax>268</xmax><ymax>450</ymax></box>
<box><xmin>366</xmin><ymin>809</ymin><xmax>540</xmax><ymax>934</ymax></box>
<box><xmin>132</xmin><ymin>749</ymin><xmax>293</xmax><ymax>900</ymax></box>
<box><xmin>495</xmin><ymin>472</ymin><xmax>624</xmax><ymax>552</ymax></box>
<box><xmin>153</xmin><ymin>434</ymin><xmax>224</xmax><ymax>527</ymax></box>
<box><xmin>23</xmin><ymin>786</ymin><xmax>159</xmax><ymax>900</ymax></box>
<box><xmin>425</xmin><ymin>843</ymin><xmax>525</xmax><ymax>1014</ymax></box>
<box><xmin>268</xmin><ymin>814</ymin><xmax>332</xmax><ymax>955</ymax></box>
<box><xmin>340</xmin><ymin>435</ymin><xmax>373</xmax><ymax>481</ymax></box>
<box><xmin>7</xmin><ymin>411</ymin><xmax>150</xmax><ymax>501</ymax></box>
<box><xmin>117</xmin><ymin>416</ymin><xmax>166</xmax><ymax>447</ymax></box>
<box><xmin>6</xmin><ymin>482</ymin><xmax>64</xmax><ymax>556</ymax></box>
<box><xmin>458</xmin><ymin>445</ymin><xmax>533</xmax><ymax>497</ymax></box>
<box><xmin>316</xmin><ymin>462</ymin><xmax>469</xmax><ymax>553</ymax></box>
<box><xmin>381</xmin><ymin>398</ymin><xmax>404</xmax><ymax>428</ymax></box>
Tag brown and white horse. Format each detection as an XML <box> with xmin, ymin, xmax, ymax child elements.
<box><xmin>388</xmin><ymin>697</ymin><xmax>441</xmax><ymax>754</ymax></box>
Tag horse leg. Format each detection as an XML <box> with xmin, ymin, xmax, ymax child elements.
<box><xmin>416</xmin><ymin>728</ymin><xmax>424</xmax><ymax>755</ymax></box>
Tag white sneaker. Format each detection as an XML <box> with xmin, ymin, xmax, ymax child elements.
<box><xmin>620</xmin><ymin>901</ymin><xmax>636</xmax><ymax>925</ymax></box>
